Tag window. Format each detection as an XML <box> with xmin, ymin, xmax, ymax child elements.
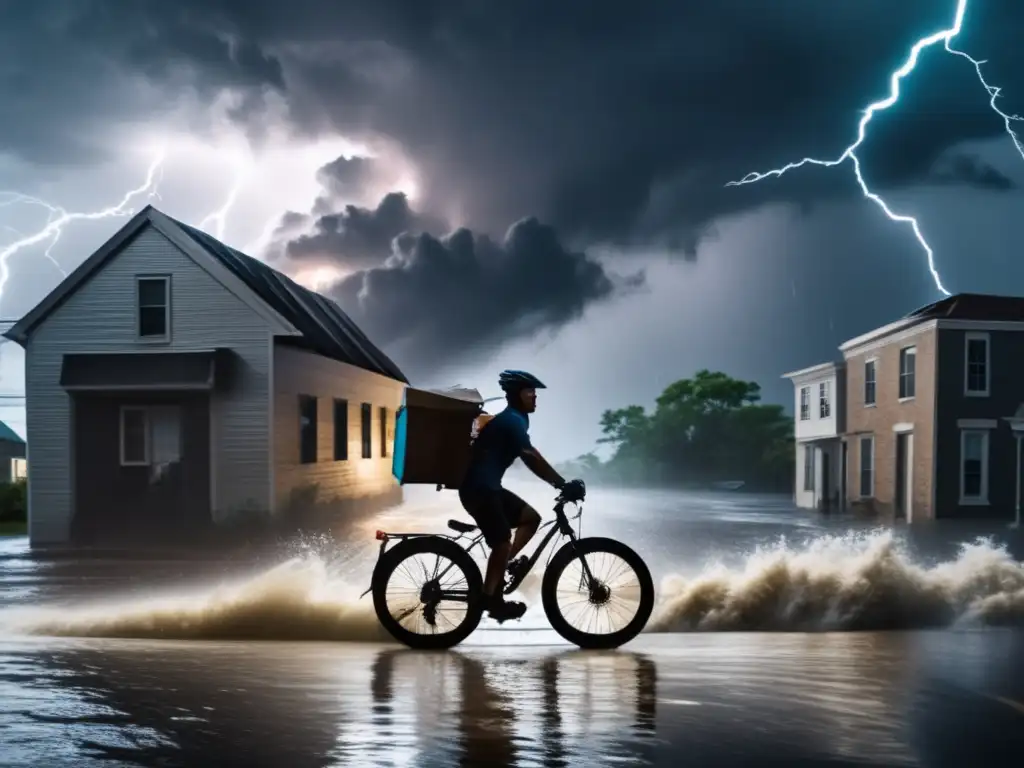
<box><xmin>803</xmin><ymin>445</ymin><xmax>815</xmax><ymax>492</ymax></box>
<box><xmin>379</xmin><ymin>406</ymin><xmax>388</xmax><ymax>459</ymax></box>
<box><xmin>965</xmin><ymin>333</ymin><xmax>990</xmax><ymax>396</ymax></box>
<box><xmin>333</xmin><ymin>399</ymin><xmax>348</xmax><ymax>461</ymax></box>
<box><xmin>859</xmin><ymin>436</ymin><xmax>874</xmax><ymax>497</ymax></box>
<box><xmin>361</xmin><ymin>403</ymin><xmax>372</xmax><ymax>459</ymax></box>
<box><xmin>120</xmin><ymin>407</ymin><xmax>149</xmax><ymax>465</ymax></box>
<box><xmin>799</xmin><ymin>386</ymin><xmax>810</xmax><ymax>421</ymax></box>
<box><xmin>818</xmin><ymin>381</ymin><xmax>831</xmax><ymax>419</ymax></box>
<box><xmin>898</xmin><ymin>347</ymin><xmax>916</xmax><ymax>399</ymax></box>
<box><xmin>119</xmin><ymin>405</ymin><xmax>181</xmax><ymax>467</ymax></box>
<box><xmin>299</xmin><ymin>395</ymin><xmax>318</xmax><ymax>464</ymax></box>
<box><xmin>960</xmin><ymin>429</ymin><xmax>989</xmax><ymax>503</ymax></box>
<box><xmin>137</xmin><ymin>276</ymin><xmax>170</xmax><ymax>339</ymax></box>
<box><xmin>864</xmin><ymin>359</ymin><xmax>877</xmax><ymax>406</ymax></box>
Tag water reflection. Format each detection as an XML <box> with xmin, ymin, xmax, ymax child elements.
<box><xmin>367</xmin><ymin>648</ymin><xmax>659</xmax><ymax>767</ymax></box>
<box><xmin>0</xmin><ymin>640</ymin><xmax>658</xmax><ymax>768</ymax></box>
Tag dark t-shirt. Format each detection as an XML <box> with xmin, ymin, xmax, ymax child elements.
<box><xmin>462</xmin><ymin>407</ymin><xmax>532</xmax><ymax>490</ymax></box>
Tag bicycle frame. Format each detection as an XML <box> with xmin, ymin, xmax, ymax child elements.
<box><xmin>359</xmin><ymin>496</ymin><xmax>595</xmax><ymax>600</ymax></box>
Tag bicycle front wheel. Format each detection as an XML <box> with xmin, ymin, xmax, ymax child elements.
<box><xmin>372</xmin><ymin>536</ymin><xmax>484</xmax><ymax>650</ymax></box>
<box><xmin>542</xmin><ymin>537</ymin><xmax>655</xmax><ymax>650</ymax></box>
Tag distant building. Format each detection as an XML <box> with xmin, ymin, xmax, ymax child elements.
<box><xmin>781</xmin><ymin>361</ymin><xmax>845</xmax><ymax>512</ymax></box>
<box><xmin>0</xmin><ymin>420</ymin><xmax>26</xmax><ymax>483</ymax></box>
<box><xmin>784</xmin><ymin>293</ymin><xmax>1024</xmax><ymax>523</ymax></box>
<box><xmin>3</xmin><ymin>205</ymin><xmax>408</xmax><ymax>547</ymax></box>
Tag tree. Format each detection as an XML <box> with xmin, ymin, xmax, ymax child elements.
<box><xmin>585</xmin><ymin>370</ymin><xmax>793</xmax><ymax>490</ymax></box>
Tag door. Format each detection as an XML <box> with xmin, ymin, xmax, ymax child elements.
<box><xmin>73</xmin><ymin>393</ymin><xmax>211</xmax><ymax>545</ymax></box>
<box><xmin>841</xmin><ymin>441</ymin><xmax>848</xmax><ymax>510</ymax></box>
<box><xmin>821</xmin><ymin>451</ymin><xmax>831</xmax><ymax>511</ymax></box>
<box><xmin>894</xmin><ymin>432</ymin><xmax>913</xmax><ymax>521</ymax></box>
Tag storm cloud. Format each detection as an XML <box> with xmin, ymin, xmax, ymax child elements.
<box><xmin>270</xmin><ymin>163</ymin><xmax>639</xmax><ymax>376</ymax></box>
<box><xmin>283</xmin><ymin>191</ymin><xmax>444</xmax><ymax>271</ymax></box>
<box><xmin>329</xmin><ymin>215</ymin><xmax>636</xmax><ymax>376</ymax></box>
<box><xmin>4</xmin><ymin>0</ymin><xmax>1022</xmax><ymax>248</ymax></box>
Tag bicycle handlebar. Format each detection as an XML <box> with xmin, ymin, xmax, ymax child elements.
<box><xmin>556</xmin><ymin>477</ymin><xmax>587</xmax><ymax>505</ymax></box>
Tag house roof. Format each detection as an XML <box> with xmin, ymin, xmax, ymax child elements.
<box><xmin>840</xmin><ymin>292</ymin><xmax>1024</xmax><ymax>353</ymax></box>
<box><xmin>0</xmin><ymin>420</ymin><xmax>24</xmax><ymax>444</ymax></box>
<box><xmin>904</xmin><ymin>293</ymin><xmax>1024</xmax><ymax>322</ymax></box>
<box><xmin>167</xmin><ymin>215</ymin><xmax>408</xmax><ymax>383</ymax></box>
<box><xmin>3</xmin><ymin>206</ymin><xmax>408</xmax><ymax>384</ymax></box>
<box><xmin>780</xmin><ymin>360</ymin><xmax>844</xmax><ymax>381</ymax></box>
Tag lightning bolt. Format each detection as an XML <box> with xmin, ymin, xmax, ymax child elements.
<box><xmin>198</xmin><ymin>159</ymin><xmax>249</xmax><ymax>240</ymax></box>
<box><xmin>0</xmin><ymin>151</ymin><xmax>167</xmax><ymax>302</ymax></box>
<box><xmin>726</xmin><ymin>0</ymin><xmax>1023</xmax><ymax>297</ymax></box>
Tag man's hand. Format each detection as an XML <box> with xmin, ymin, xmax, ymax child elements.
<box><xmin>561</xmin><ymin>478</ymin><xmax>586</xmax><ymax>503</ymax></box>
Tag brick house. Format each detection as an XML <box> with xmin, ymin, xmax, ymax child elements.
<box><xmin>784</xmin><ymin>293</ymin><xmax>1024</xmax><ymax>523</ymax></box>
<box><xmin>3</xmin><ymin>205</ymin><xmax>409</xmax><ymax>547</ymax></box>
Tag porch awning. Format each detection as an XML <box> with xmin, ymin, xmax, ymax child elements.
<box><xmin>60</xmin><ymin>351</ymin><xmax>224</xmax><ymax>391</ymax></box>
<box><xmin>1005</xmin><ymin>403</ymin><xmax>1024</xmax><ymax>433</ymax></box>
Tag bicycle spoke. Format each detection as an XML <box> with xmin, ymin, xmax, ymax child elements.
<box><xmin>553</xmin><ymin>551</ymin><xmax>644</xmax><ymax>636</ymax></box>
<box><xmin>384</xmin><ymin>551</ymin><xmax>473</xmax><ymax>636</ymax></box>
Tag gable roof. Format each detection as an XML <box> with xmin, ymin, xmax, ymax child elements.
<box><xmin>3</xmin><ymin>206</ymin><xmax>407</xmax><ymax>383</ymax></box>
<box><xmin>0</xmin><ymin>420</ymin><xmax>24</xmax><ymax>444</ymax></box>
<box><xmin>167</xmin><ymin>215</ymin><xmax>407</xmax><ymax>383</ymax></box>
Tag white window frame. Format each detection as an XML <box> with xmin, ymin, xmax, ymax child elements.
<box><xmin>963</xmin><ymin>332</ymin><xmax>990</xmax><ymax>397</ymax></box>
<box><xmin>799</xmin><ymin>386</ymin><xmax>810</xmax><ymax>421</ymax></box>
<box><xmin>119</xmin><ymin>406</ymin><xmax>150</xmax><ymax>466</ymax></box>
<box><xmin>864</xmin><ymin>358</ymin><xmax>877</xmax><ymax>407</ymax></box>
<box><xmin>136</xmin><ymin>275</ymin><xmax>171</xmax><ymax>342</ymax></box>
<box><xmin>898</xmin><ymin>346</ymin><xmax>916</xmax><ymax>401</ymax></box>
<box><xmin>858</xmin><ymin>435</ymin><xmax>874</xmax><ymax>498</ymax></box>
<box><xmin>959</xmin><ymin>428</ymin><xmax>990</xmax><ymax>505</ymax></box>
<box><xmin>818</xmin><ymin>380</ymin><xmax>831</xmax><ymax>419</ymax></box>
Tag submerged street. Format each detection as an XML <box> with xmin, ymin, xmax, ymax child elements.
<box><xmin>1</xmin><ymin>485</ymin><xmax>1023</xmax><ymax>766</ymax></box>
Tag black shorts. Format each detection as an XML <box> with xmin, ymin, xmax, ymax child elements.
<box><xmin>458</xmin><ymin>487</ymin><xmax>528</xmax><ymax>548</ymax></box>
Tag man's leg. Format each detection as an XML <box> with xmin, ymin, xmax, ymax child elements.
<box><xmin>460</xmin><ymin>488</ymin><xmax>517</xmax><ymax>606</ymax></box>
<box><xmin>483</xmin><ymin>539</ymin><xmax>512</xmax><ymax>597</ymax></box>
<box><xmin>508</xmin><ymin>505</ymin><xmax>540</xmax><ymax>560</ymax></box>
<box><xmin>500</xmin><ymin>490</ymin><xmax>540</xmax><ymax>581</ymax></box>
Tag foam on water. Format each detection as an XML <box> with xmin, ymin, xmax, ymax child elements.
<box><xmin>0</xmin><ymin>531</ymin><xmax>1021</xmax><ymax>641</ymax></box>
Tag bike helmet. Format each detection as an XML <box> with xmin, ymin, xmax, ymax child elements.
<box><xmin>498</xmin><ymin>369</ymin><xmax>546</xmax><ymax>393</ymax></box>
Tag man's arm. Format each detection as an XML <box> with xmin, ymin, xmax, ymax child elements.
<box><xmin>520</xmin><ymin>447</ymin><xmax>566</xmax><ymax>489</ymax></box>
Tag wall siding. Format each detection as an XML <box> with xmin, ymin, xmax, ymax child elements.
<box><xmin>272</xmin><ymin>344</ymin><xmax>405</xmax><ymax>525</ymax></box>
<box><xmin>844</xmin><ymin>325</ymin><xmax>937</xmax><ymax>521</ymax></box>
<box><xmin>933</xmin><ymin>328</ymin><xmax>1024</xmax><ymax>520</ymax></box>
<box><xmin>25</xmin><ymin>225</ymin><xmax>275</xmax><ymax>544</ymax></box>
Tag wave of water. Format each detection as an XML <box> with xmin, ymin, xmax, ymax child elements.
<box><xmin>1</xmin><ymin>532</ymin><xmax>1021</xmax><ymax>640</ymax></box>
<box><xmin>647</xmin><ymin>532</ymin><xmax>1024</xmax><ymax>632</ymax></box>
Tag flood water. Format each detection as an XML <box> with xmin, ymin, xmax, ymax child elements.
<box><xmin>1</xmin><ymin>483</ymin><xmax>1024</xmax><ymax>766</ymax></box>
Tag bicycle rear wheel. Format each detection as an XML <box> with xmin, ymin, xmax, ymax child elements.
<box><xmin>372</xmin><ymin>536</ymin><xmax>484</xmax><ymax>650</ymax></box>
<box><xmin>541</xmin><ymin>537</ymin><xmax>655</xmax><ymax>650</ymax></box>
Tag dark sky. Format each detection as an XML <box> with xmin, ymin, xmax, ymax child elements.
<box><xmin>1</xmin><ymin>0</ymin><xmax>1023</xmax><ymax>458</ymax></box>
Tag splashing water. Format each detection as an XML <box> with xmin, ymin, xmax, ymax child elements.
<box><xmin>1</xmin><ymin>532</ymin><xmax>1021</xmax><ymax>641</ymax></box>
<box><xmin>647</xmin><ymin>532</ymin><xmax>1024</xmax><ymax>632</ymax></box>
<box><xmin>3</xmin><ymin>555</ymin><xmax>389</xmax><ymax>642</ymax></box>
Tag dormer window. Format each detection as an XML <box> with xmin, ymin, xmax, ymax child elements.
<box><xmin>137</xmin><ymin>276</ymin><xmax>170</xmax><ymax>339</ymax></box>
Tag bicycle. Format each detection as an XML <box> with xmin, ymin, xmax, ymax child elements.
<box><xmin>361</xmin><ymin>488</ymin><xmax>656</xmax><ymax>650</ymax></box>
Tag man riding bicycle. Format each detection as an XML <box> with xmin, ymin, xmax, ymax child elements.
<box><xmin>459</xmin><ymin>369</ymin><xmax>585</xmax><ymax>623</ymax></box>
